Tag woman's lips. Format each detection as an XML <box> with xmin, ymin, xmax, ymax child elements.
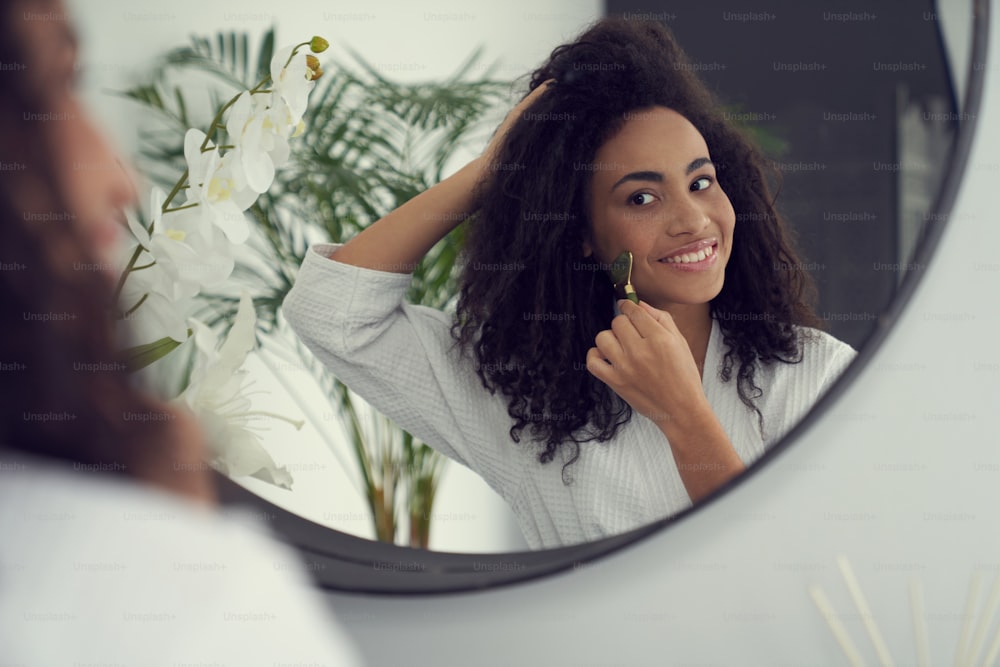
<box><xmin>659</xmin><ymin>237</ymin><xmax>717</xmax><ymax>260</ymax></box>
<box><xmin>658</xmin><ymin>242</ymin><xmax>719</xmax><ymax>272</ymax></box>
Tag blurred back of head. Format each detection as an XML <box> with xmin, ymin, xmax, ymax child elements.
<box><xmin>0</xmin><ymin>0</ymin><xmax>209</xmax><ymax>499</ymax></box>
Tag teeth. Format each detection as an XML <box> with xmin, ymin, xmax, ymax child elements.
<box><xmin>665</xmin><ymin>245</ymin><xmax>714</xmax><ymax>264</ymax></box>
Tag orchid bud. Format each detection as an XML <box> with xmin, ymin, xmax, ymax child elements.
<box><xmin>309</xmin><ymin>36</ymin><xmax>329</xmax><ymax>53</ymax></box>
<box><xmin>305</xmin><ymin>55</ymin><xmax>323</xmax><ymax>81</ymax></box>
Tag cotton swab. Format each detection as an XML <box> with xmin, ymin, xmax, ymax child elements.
<box><xmin>838</xmin><ymin>555</ymin><xmax>896</xmax><ymax>667</ymax></box>
<box><xmin>966</xmin><ymin>571</ymin><xmax>1000</xmax><ymax>667</ymax></box>
<box><xmin>810</xmin><ymin>584</ymin><xmax>868</xmax><ymax>667</ymax></box>
<box><xmin>910</xmin><ymin>578</ymin><xmax>931</xmax><ymax>667</ymax></box>
<box><xmin>953</xmin><ymin>570</ymin><xmax>983</xmax><ymax>666</ymax></box>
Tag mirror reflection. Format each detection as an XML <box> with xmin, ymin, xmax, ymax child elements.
<box><xmin>80</xmin><ymin>0</ymin><xmax>967</xmax><ymax>553</ymax></box>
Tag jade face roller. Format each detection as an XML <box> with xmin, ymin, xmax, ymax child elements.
<box><xmin>606</xmin><ymin>250</ymin><xmax>639</xmax><ymax>304</ymax></box>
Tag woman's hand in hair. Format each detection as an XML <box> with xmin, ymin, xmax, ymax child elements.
<box><xmin>330</xmin><ymin>83</ymin><xmax>558</xmax><ymax>274</ymax></box>
<box><xmin>585</xmin><ymin>300</ymin><xmax>709</xmax><ymax>433</ymax></box>
<box><xmin>481</xmin><ymin>79</ymin><xmax>556</xmax><ymax>169</ymax></box>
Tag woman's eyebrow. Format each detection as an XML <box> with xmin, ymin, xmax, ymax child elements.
<box><xmin>610</xmin><ymin>170</ymin><xmax>662</xmax><ymax>192</ymax></box>
<box><xmin>609</xmin><ymin>157</ymin><xmax>714</xmax><ymax>192</ymax></box>
<box><xmin>685</xmin><ymin>157</ymin><xmax>713</xmax><ymax>174</ymax></box>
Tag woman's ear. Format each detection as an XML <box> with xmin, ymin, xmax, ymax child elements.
<box><xmin>581</xmin><ymin>239</ymin><xmax>594</xmax><ymax>258</ymax></box>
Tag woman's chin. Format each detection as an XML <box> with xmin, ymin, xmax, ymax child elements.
<box><xmin>637</xmin><ymin>284</ymin><xmax>725</xmax><ymax>311</ymax></box>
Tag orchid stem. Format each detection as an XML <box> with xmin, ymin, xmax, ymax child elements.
<box><xmin>161</xmin><ymin>168</ymin><xmax>189</xmax><ymax>211</ymax></box>
<box><xmin>113</xmin><ymin>244</ymin><xmax>145</xmax><ymax>305</ymax></box>
<box><xmin>123</xmin><ymin>293</ymin><xmax>149</xmax><ymax>318</ymax></box>
<box><xmin>284</xmin><ymin>43</ymin><xmax>310</xmax><ymax>69</ymax></box>
<box><xmin>163</xmin><ymin>203</ymin><xmax>199</xmax><ymax>213</ymax></box>
<box><xmin>242</xmin><ymin>409</ymin><xmax>305</xmax><ymax>430</ymax></box>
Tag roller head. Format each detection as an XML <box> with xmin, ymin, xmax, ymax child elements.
<box><xmin>606</xmin><ymin>250</ymin><xmax>639</xmax><ymax>304</ymax></box>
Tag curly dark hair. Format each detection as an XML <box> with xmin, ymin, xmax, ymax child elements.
<box><xmin>452</xmin><ymin>17</ymin><xmax>822</xmax><ymax>480</ymax></box>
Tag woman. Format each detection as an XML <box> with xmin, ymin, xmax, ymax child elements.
<box><xmin>284</xmin><ymin>18</ymin><xmax>855</xmax><ymax>549</ymax></box>
<box><xmin>0</xmin><ymin>1</ymin><xmax>362</xmax><ymax>663</ymax></box>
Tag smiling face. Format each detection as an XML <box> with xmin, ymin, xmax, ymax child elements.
<box><xmin>584</xmin><ymin>106</ymin><xmax>736</xmax><ymax>316</ymax></box>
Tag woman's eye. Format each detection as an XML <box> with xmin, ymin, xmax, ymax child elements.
<box><xmin>629</xmin><ymin>192</ymin><xmax>655</xmax><ymax>206</ymax></box>
<box><xmin>691</xmin><ymin>176</ymin><xmax>713</xmax><ymax>192</ymax></box>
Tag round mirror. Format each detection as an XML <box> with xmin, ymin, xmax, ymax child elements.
<box><xmin>73</xmin><ymin>0</ymin><xmax>988</xmax><ymax>592</ymax></box>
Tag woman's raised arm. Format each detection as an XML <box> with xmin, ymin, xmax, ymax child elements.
<box><xmin>330</xmin><ymin>80</ymin><xmax>555</xmax><ymax>272</ymax></box>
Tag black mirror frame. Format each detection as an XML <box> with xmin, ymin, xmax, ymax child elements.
<box><xmin>215</xmin><ymin>0</ymin><xmax>991</xmax><ymax>595</ymax></box>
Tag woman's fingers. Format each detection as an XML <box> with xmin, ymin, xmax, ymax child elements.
<box><xmin>610</xmin><ymin>310</ymin><xmax>643</xmax><ymax>344</ymax></box>
<box><xmin>595</xmin><ymin>302</ymin><xmax>665</xmax><ymax>373</ymax></box>
<box><xmin>594</xmin><ymin>328</ymin><xmax>623</xmax><ymax>363</ymax></box>
<box><xmin>618</xmin><ymin>299</ymin><xmax>687</xmax><ymax>342</ymax></box>
<box><xmin>485</xmin><ymin>79</ymin><xmax>556</xmax><ymax>162</ymax></box>
<box><xmin>585</xmin><ymin>345</ymin><xmax>616</xmax><ymax>384</ymax></box>
<box><xmin>514</xmin><ymin>78</ymin><xmax>556</xmax><ymax>115</ymax></box>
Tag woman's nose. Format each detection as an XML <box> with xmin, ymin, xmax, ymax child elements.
<box><xmin>663</xmin><ymin>194</ymin><xmax>710</xmax><ymax>237</ymax></box>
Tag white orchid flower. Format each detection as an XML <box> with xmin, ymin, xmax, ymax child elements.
<box><xmin>121</xmin><ymin>189</ymin><xmax>235</xmax><ymax>342</ymax></box>
<box><xmin>151</xmin><ymin>210</ymin><xmax>235</xmax><ymax>296</ymax></box>
<box><xmin>121</xmin><ymin>192</ymin><xmax>188</xmax><ymax>342</ymax></box>
<box><xmin>176</xmin><ymin>293</ymin><xmax>299</xmax><ymax>489</ymax></box>
<box><xmin>120</xmin><ymin>284</ymin><xmax>189</xmax><ymax>344</ymax></box>
<box><xmin>115</xmin><ymin>38</ymin><xmax>324</xmax><ymax>470</ymax></box>
<box><xmin>226</xmin><ymin>91</ymin><xmax>276</xmax><ymax>193</ymax></box>
<box><xmin>182</xmin><ymin>129</ymin><xmax>254</xmax><ymax>244</ymax></box>
<box><xmin>140</xmin><ymin>205</ymin><xmax>201</xmax><ymax>302</ymax></box>
<box><xmin>225</xmin><ymin>91</ymin><xmax>296</xmax><ymax>193</ymax></box>
<box><xmin>269</xmin><ymin>45</ymin><xmax>315</xmax><ymax>128</ymax></box>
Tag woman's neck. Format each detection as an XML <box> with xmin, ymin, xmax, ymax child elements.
<box><xmin>661</xmin><ymin>302</ymin><xmax>713</xmax><ymax>378</ymax></box>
